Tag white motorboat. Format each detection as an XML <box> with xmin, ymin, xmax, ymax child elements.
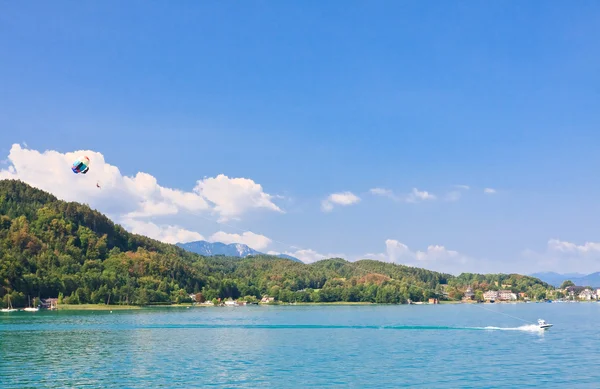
<box><xmin>23</xmin><ymin>296</ymin><xmax>39</xmax><ymax>312</ymax></box>
<box><xmin>538</xmin><ymin>319</ymin><xmax>552</xmax><ymax>329</ymax></box>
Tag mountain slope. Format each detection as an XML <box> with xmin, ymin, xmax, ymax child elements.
<box><xmin>176</xmin><ymin>240</ymin><xmax>260</xmax><ymax>257</ymax></box>
<box><xmin>176</xmin><ymin>240</ymin><xmax>302</xmax><ymax>262</ymax></box>
<box><xmin>530</xmin><ymin>272</ymin><xmax>600</xmax><ymax>287</ymax></box>
<box><xmin>0</xmin><ymin>179</ymin><xmax>554</xmax><ymax>308</ymax></box>
<box><xmin>572</xmin><ymin>272</ymin><xmax>600</xmax><ymax>287</ymax></box>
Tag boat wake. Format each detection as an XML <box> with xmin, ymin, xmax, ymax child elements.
<box><xmin>477</xmin><ymin>324</ymin><xmax>543</xmax><ymax>332</ymax></box>
<box><xmin>0</xmin><ymin>323</ymin><xmax>548</xmax><ymax>332</ymax></box>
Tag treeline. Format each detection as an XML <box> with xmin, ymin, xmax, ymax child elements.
<box><xmin>0</xmin><ymin>180</ymin><xmax>553</xmax><ymax>307</ymax></box>
<box><xmin>445</xmin><ymin>272</ymin><xmax>553</xmax><ymax>301</ymax></box>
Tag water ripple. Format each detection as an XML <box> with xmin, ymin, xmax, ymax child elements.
<box><xmin>1</xmin><ymin>304</ymin><xmax>598</xmax><ymax>388</ymax></box>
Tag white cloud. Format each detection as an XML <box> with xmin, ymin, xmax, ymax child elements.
<box><xmin>484</xmin><ymin>188</ymin><xmax>496</xmax><ymax>194</ymax></box>
<box><xmin>267</xmin><ymin>248</ymin><xmax>344</xmax><ymax>264</ymax></box>
<box><xmin>522</xmin><ymin>239</ymin><xmax>600</xmax><ymax>273</ymax></box>
<box><xmin>370</xmin><ymin>187</ymin><xmax>436</xmax><ymax>203</ymax></box>
<box><xmin>194</xmin><ymin>174</ymin><xmax>283</xmax><ymax>222</ymax></box>
<box><xmin>454</xmin><ymin>185</ymin><xmax>470</xmax><ymax>190</ymax></box>
<box><xmin>547</xmin><ymin>239</ymin><xmax>600</xmax><ymax>254</ymax></box>
<box><xmin>0</xmin><ymin>144</ymin><xmax>283</xmax><ymax>245</ymax></box>
<box><xmin>405</xmin><ymin>188</ymin><xmax>436</xmax><ymax>203</ymax></box>
<box><xmin>362</xmin><ymin>239</ymin><xmax>469</xmax><ymax>274</ymax></box>
<box><xmin>369</xmin><ymin>187</ymin><xmax>394</xmax><ymax>197</ymax></box>
<box><xmin>121</xmin><ymin>218</ymin><xmax>204</xmax><ymax>244</ymax></box>
<box><xmin>321</xmin><ymin>191</ymin><xmax>360</xmax><ymax>212</ymax></box>
<box><xmin>287</xmin><ymin>249</ymin><xmax>329</xmax><ymax>263</ymax></box>
<box><xmin>209</xmin><ymin>231</ymin><xmax>272</xmax><ymax>251</ymax></box>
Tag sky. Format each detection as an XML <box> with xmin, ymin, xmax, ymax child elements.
<box><xmin>1</xmin><ymin>1</ymin><xmax>600</xmax><ymax>275</ymax></box>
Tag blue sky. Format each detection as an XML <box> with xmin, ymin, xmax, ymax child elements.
<box><xmin>2</xmin><ymin>1</ymin><xmax>600</xmax><ymax>274</ymax></box>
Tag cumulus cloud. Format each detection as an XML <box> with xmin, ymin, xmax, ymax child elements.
<box><xmin>484</xmin><ymin>188</ymin><xmax>496</xmax><ymax>194</ymax></box>
<box><xmin>209</xmin><ymin>231</ymin><xmax>272</xmax><ymax>251</ymax></box>
<box><xmin>362</xmin><ymin>239</ymin><xmax>469</xmax><ymax>274</ymax></box>
<box><xmin>195</xmin><ymin>174</ymin><xmax>283</xmax><ymax>222</ymax></box>
<box><xmin>321</xmin><ymin>191</ymin><xmax>360</xmax><ymax>212</ymax></box>
<box><xmin>522</xmin><ymin>239</ymin><xmax>600</xmax><ymax>273</ymax></box>
<box><xmin>121</xmin><ymin>218</ymin><xmax>205</xmax><ymax>244</ymax></box>
<box><xmin>0</xmin><ymin>144</ymin><xmax>283</xmax><ymax>245</ymax></box>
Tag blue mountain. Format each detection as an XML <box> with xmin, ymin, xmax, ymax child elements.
<box><xmin>176</xmin><ymin>240</ymin><xmax>302</xmax><ymax>263</ymax></box>
<box><xmin>530</xmin><ymin>271</ymin><xmax>600</xmax><ymax>288</ymax></box>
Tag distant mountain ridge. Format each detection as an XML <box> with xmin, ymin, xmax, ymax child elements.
<box><xmin>530</xmin><ymin>271</ymin><xmax>600</xmax><ymax>288</ymax></box>
<box><xmin>176</xmin><ymin>240</ymin><xmax>302</xmax><ymax>262</ymax></box>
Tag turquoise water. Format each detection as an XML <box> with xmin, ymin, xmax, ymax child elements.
<box><xmin>1</xmin><ymin>303</ymin><xmax>599</xmax><ymax>388</ymax></box>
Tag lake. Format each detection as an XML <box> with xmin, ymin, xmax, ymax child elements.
<box><xmin>1</xmin><ymin>303</ymin><xmax>598</xmax><ymax>388</ymax></box>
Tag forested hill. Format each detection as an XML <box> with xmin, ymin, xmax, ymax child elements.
<box><xmin>0</xmin><ymin>179</ymin><xmax>552</xmax><ymax>308</ymax></box>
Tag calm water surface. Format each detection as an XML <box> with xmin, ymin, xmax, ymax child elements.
<box><xmin>1</xmin><ymin>303</ymin><xmax>599</xmax><ymax>388</ymax></box>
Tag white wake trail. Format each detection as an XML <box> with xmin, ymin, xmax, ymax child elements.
<box><xmin>479</xmin><ymin>324</ymin><xmax>543</xmax><ymax>332</ymax></box>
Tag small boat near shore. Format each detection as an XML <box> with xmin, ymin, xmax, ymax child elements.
<box><xmin>23</xmin><ymin>296</ymin><xmax>39</xmax><ymax>312</ymax></box>
<box><xmin>1</xmin><ymin>296</ymin><xmax>17</xmax><ymax>312</ymax></box>
<box><xmin>538</xmin><ymin>319</ymin><xmax>552</xmax><ymax>330</ymax></box>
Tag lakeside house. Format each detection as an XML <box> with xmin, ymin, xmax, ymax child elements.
<box><xmin>578</xmin><ymin>289</ymin><xmax>596</xmax><ymax>300</ymax></box>
<box><xmin>498</xmin><ymin>290</ymin><xmax>517</xmax><ymax>301</ymax></box>
<box><xmin>482</xmin><ymin>290</ymin><xmax>517</xmax><ymax>302</ymax></box>
<box><xmin>483</xmin><ymin>291</ymin><xmax>498</xmax><ymax>301</ymax></box>
<box><xmin>41</xmin><ymin>298</ymin><xmax>58</xmax><ymax>310</ymax></box>
<box><xmin>261</xmin><ymin>296</ymin><xmax>275</xmax><ymax>303</ymax></box>
<box><xmin>566</xmin><ymin>285</ymin><xmax>586</xmax><ymax>297</ymax></box>
<box><xmin>428</xmin><ymin>298</ymin><xmax>439</xmax><ymax>304</ymax></box>
<box><xmin>463</xmin><ymin>286</ymin><xmax>474</xmax><ymax>301</ymax></box>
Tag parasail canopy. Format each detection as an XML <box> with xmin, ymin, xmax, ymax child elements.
<box><xmin>72</xmin><ymin>155</ymin><xmax>90</xmax><ymax>174</ymax></box>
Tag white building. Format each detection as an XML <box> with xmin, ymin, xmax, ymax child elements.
<box><xmin>579</xmin><ymin>289</ymin><xmax>595</xmax><ymax>300</ymax></box>
<box><xmin>483</xmin><ymin>291</ymin><xmax>498</xmax><ymax>301</ymax></box>
<box><xmin>497</xmin><ymin>290</ymin><xmax>516</xmax><ymax>301</ymax></box>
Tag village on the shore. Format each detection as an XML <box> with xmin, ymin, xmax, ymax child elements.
<box><xmin>456</xmin><ymin>284</ymin><xmax>600</xmax><ymax>303</ymax></box>
<box><xmin>7</xmin><ymin>282</ymin><xmax>599</xmax><ymax>311</ymax></box>
<box><xmin>186</xmin><ymin>283</ymin><xmax>600</xmax><ymax>307</ymax></box>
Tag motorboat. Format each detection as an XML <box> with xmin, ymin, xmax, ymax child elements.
<box><xmin>538</xmin><ymin>319</ymin><xmax>553</xmax><ymax>330</ymax></box>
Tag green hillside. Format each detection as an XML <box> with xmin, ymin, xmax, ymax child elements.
<box><xmin>0</xmin><ymin>179</ymin><xmax>552</xmax><ymax>308</ymax></box>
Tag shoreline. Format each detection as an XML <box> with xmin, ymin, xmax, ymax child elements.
<box><xmin>4</xmin><ymin>299</ymin><xmax>592</xmax><ymax>312</ymax></box>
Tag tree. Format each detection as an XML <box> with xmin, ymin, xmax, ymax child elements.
<box><xmin>0</xmin><ymin>180</ymin><xmax>556</xmax><ymax>308</ymax></box>
<box><xmin>475</xmin><ymin>290</ymin><xmax>484</xmax><ymax>302</ymax></box>
<box><xmin>560</xmin><ymin>280</ymin><xmax>575</xmax><ymax>289</ymax></box>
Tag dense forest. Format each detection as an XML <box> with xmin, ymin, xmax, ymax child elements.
<box><xmin>0</xmin><ymin>180</ymin><xmax>553</xmax><ymax>308</ymax></box>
